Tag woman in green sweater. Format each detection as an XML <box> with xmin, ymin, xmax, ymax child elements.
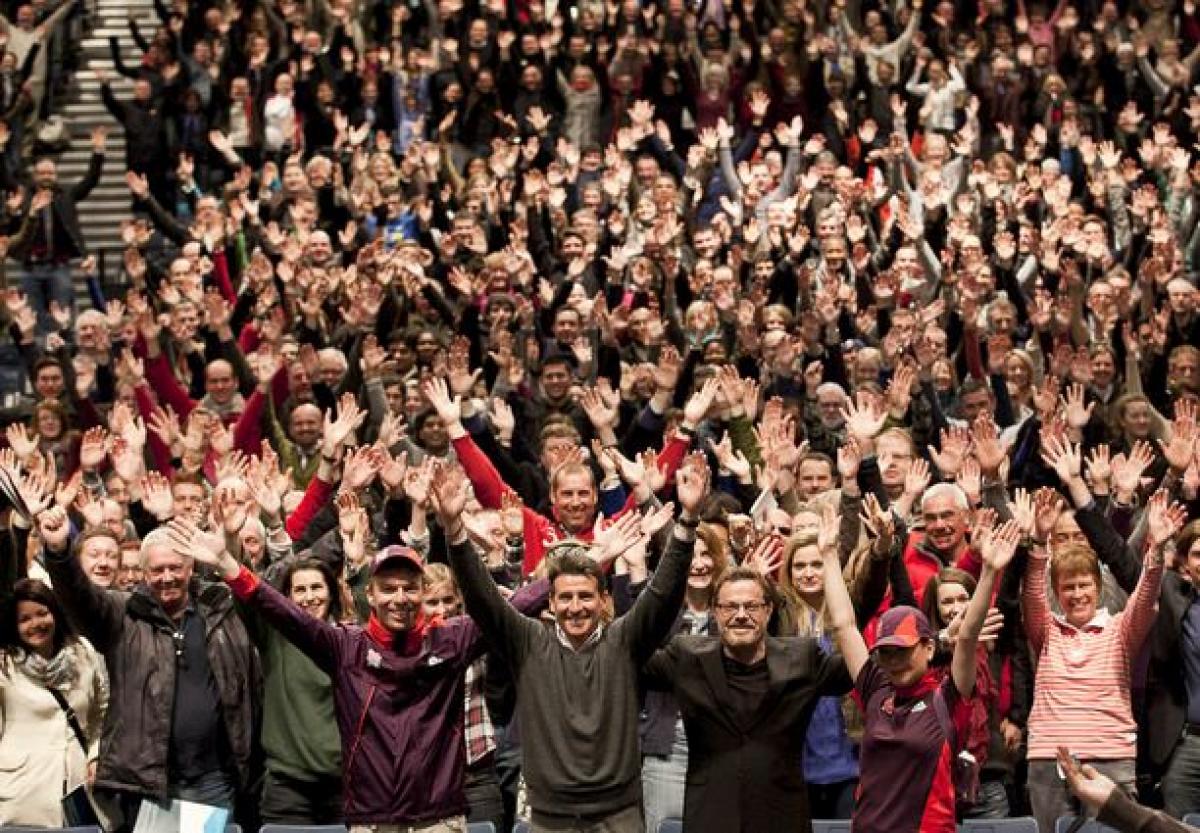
<box><xmin>247</xmin><ymin>558</ymin><xmax>349</xmax><ymax>823</ymax></box>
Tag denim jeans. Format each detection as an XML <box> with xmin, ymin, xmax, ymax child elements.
<box><xmin>1163</xmin><ymin>733</ymin><xmax>1200</xmax><ymax>818</ymax></box>
<box><xmin>21</xmin><ymin>261</ymin><xmax>74</xmax><ymax>334</ymax></box>
<box><xmin>1028</xmin><ymin>758</ymin><xmax>1135</xmax><ymax>833</ymax></box>
<box><xmin>641</xmin><ymin>721</ymin><xmax>687</xmax><ymax>833</ymax></box>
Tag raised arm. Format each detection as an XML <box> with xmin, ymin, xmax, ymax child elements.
<box><xmin>952</xmin><ymin>521</ymin><xmax>1017</xmax><ymax>697</ymax></box>
<box><xmin>618</xmin><ymin>454</ymin><xmax>707</xmax><ymax>662</ymax></box>
<box><xmin>163</xmin><ymin>516</ymin><xmax>345</xmax><ymax>671</ymax></box>
<box><xmin>432</xmin><ymin>462</ymin><xmax>538</xmax><ymax>664</ymax></box>
<box><xmin>819</xmin><ymin>503</ymin><xmax>869</xmax><ymax>682</ymax></box>
<box><xmin>38</xmin><ymin>507</ymin><xmax>126</xmax><ymax>653</ymax></box>
<box><xmin>1119</xmin><ymin>491</ymin><xmax>1184</xmax><ymax>651</ymax></box>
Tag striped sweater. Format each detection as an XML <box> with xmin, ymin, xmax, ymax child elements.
<box><xmin>1023</xmin><ymin>547</ymin><xmax>1162</xmax><ymax>761</ymax></box>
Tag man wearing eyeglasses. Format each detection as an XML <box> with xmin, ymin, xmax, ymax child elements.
<box><xmin>641</xmin><ymin>564</ymin><xmax>851</xmax><ymax>833</ymax></box>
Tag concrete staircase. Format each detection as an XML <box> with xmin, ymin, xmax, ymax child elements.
<box><xmin>34</xmin><ymin>0</ymin><xmax>157</xmax><ymax>299</ymax></box>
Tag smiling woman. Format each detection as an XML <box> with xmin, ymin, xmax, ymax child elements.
<box><xmin>0</xmin><ymin>579</ymin><xmax>108</xmax><ymax>827</ymax></box>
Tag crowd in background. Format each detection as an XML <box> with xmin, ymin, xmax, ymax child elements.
<box><xmin>1</xmin><ymin>0</ymin><xmax>1200</xmax><ymax>829</ymax></box>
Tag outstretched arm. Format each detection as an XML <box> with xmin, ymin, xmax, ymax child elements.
<box><xmin>820</xmin><ymin>504</ymin><xmax>869</xmax><ymax>682</ymax></box>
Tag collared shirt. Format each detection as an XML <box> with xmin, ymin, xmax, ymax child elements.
<box><xmin>462</xmin><ymin>658</ymin><xmax>495</xmax><ymax>766</ymax></box>
<box><xmin>555</xmin><ymin>621</ymin><xmax>604</xmax><ymax>652</ymax></box>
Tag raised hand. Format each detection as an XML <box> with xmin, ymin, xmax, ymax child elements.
<box><xmin>37</xmin><ymin>505</ymin><xmax>72</xmax><ymax>552</ymax></box>
<box><xmin>929</xmin><ymin>426</ymin><xmax>972</xmax><ymax>478</ymax></box>
<box><xmin>1145</xmin><ymin>489</ymin><xmax>1188</xmax><ymax>549</ymax></box>
<box><xmin>421</xmin><ymin>376</ymin><xmax>462</xmax><ymax>428</ymax></box>
<box><xmin>429</xmin><ymin>461</ymin><xmax>470</xmax><ymax>530</ymax></box>
<box><xmin>1162</xmin><ymin>400</ymin><xmax>1198</xmax><ymax>473</ymax></box>
<box><xmin>340</xmin><ymin>444</ymin><xmax>382</xmax><ymax>494</ymax></box>
<box><xmin>592</xmin><ymin>510</ymin><xmax>646</xmax><ymax>568</ymax></box>
<box><xmin>745</xmin><ymin>532</ymin><xmax>785</xmax><ymax>577</ymax></box>
<box><xmin>140</xmin><ymin>471</ymin><xmax>175</xmax><ymax>520</ymax></box>
<box><xmin>322</xmin><ymin>393</ymin><xmax>368</xmax><ymax>458</ymax></box>
<box><xmin>682</xmin><ymin>377</ymin><xmax>720</xmax><ymax>429</ymax></box>
<box><xmin>1040</xmin><ymin>434</ymin><xmax>1082</xmax><ymax>483</ymax></box>
<box><xmin>79</xmin><ymin>426</ymin><xmax>109</xmax><ymax>471</ymax></box>
<box><xmin>6</xmin><ymin>423</ymin><xmax>37</xmax><ymax>461</ymax></box>
<box><xmin>675</xmin><ymin>452</ymin><xmax>711</xmax><ymax>517</ymax></box>
<box><xmin>1111</xmin><ymin>440</ymin><xmax>1155</xmax><ymax>501</ymax></box>
<box><xmin>1062</xmin><ymin>383</ymin><xmax>1096</xmax><ymax>430</ymax></box>
<box><xmin>978</xmin><ymin>519</ymin><xmax>1021</xmax><ymax>572</ymax></box>
<box><xmin>842</xmin><ymin>391</ymin><xmax>887</xmax><ymax>445</ymax></box>
<box><xmin>165</xmin><ymin>517</ymin><xmax>233</xmax><ymax>574</ymax></box>
<box><xmin>972</xmin><ymin>414</ymin><xmax>1007</xmax><ymax>477</ymax></box>
<box><xmin>860</xmin><ymin>493</ymin><xmax>896</xmax><ymax>556</ymax></box>
<box><xmin>1008</xmin><ymin>488</ymin><xmax>1035</xmax><ymax>537</ymax></box>
<box><xmin>1031</xmin><ymin>487</ymin><xmax>1065</xmax><ymax>544</ymax></box>
<box><xmin>710</xmin><ymin>433</ymin><xmax>751</xmax><ymax>481</ymax></box>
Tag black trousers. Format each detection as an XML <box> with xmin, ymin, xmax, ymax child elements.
<box><xmin>259</xmin><ymin>768</ymin><xmax>344</xmax><ymax>825</ymax></box>
<box><xmin>466</xmin><ymin>760</ymin><xmax>505</xmax><ymax>831</ymax></box>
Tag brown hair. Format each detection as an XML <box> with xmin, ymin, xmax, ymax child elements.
<box><xmin>921</xmin><ymin>567</ymin><xmax>978</xmax><ymax>630</ymax></box>
<box><xmin>713</xmin><ymin>566</ymin><xmax>779</xmax><ymax>611</ymax></box>
<box><xmin>1050</xmin><ymin>543</ymin><xmax>1103</xmax><ymax>593</ymax></box>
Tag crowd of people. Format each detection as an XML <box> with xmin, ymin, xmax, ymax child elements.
<box><xmin>2</xmin><ymin>0</ymin><xmax>1200</xmax><ymax>830</ymax></box>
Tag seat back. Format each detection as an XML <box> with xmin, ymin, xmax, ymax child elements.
<box><xmin>961</xmin><ymin>819</ymin><xmax>1039</xmax><ymax>833</ymax></box>
<box><xmin>811</xmin><ymin>822</ymin><xmax>854</xmax><ymax>833</ymax></box>
<box><xmin>1184</xmin><ymin>813</ymin><xmax>1200</xmax><ymax>827</ymax></box>
<box><xmin>1054</xmin><ymin>816</ymin><xmax>1122</xmax><ymax>833</ymax></box>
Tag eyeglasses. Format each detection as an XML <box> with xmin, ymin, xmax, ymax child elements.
<box><xmin>715</xmin><ymin>602</ymin><xmax>770</xmax><ymax>616</ymax></box>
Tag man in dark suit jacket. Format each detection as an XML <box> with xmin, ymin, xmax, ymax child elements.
<box><xmin>643</xmin><ymin>566</ymin><xmax>851</xmax><ymax>833</ymax></box>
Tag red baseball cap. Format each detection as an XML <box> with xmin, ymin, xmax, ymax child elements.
<box><xmin>371</xmin><ymin>545</ymin><xmax>425</xmax><ymax>576</ymax></box>
<box><xmin>872</xmin><ymin>605</ymin><xmax>934</xmax><ymax>650</ymax></box>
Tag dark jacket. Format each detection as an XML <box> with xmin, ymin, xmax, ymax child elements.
<box><xmin>43</xmin><ymin>545</ymin><xmax>261</xmax><ymax>800</ymax></box>
<box><xmin>230</xmin><ymin>563</ymin><xmax>548</xmax><ymax>825</ymax></box>
<box><xmin>640</xmin><ymin>610</ymin><xmax>719</xmax><ymax>756</ymax></box>
<box><xmin>642</xmin><ymin>635</ymin><xmax>851</xmax><ymax>833</ymax></box>
<box><xmin>4</xmin><ymin>152</ymin><xmax>104</xmax><ymax>263</ymax></box>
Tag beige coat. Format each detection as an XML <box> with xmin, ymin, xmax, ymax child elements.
<box><xmin>0</xmin><ymin>641</ymin><xmax>108</xmax><ymax>826</ymax></box>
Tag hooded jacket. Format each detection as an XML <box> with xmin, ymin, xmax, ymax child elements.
<box><xmin>43</xmin><ymin>546</ymin><xmax>261</xmax><ymax>801</ymax></box>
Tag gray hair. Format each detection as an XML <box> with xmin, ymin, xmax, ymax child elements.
<box><xmin>139</xmin><ymin>526</ymin><xmax>191</xmax><ymax>569</ymax></box>
<box><xmin>921</xmin><ymin>482</ymin><xmax>969</xmax><ymax>511</ymax></box>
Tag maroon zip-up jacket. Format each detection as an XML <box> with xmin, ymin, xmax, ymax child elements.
<box><xmin>227</xmin><ymin>564</ymin><xmax>548</xmax><ymax>825</ymax></box>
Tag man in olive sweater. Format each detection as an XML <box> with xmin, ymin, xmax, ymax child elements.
<box><xmin>431</xmin><ymin>454</ymin><xmax>709</xmax><ymax>833</ymax></box>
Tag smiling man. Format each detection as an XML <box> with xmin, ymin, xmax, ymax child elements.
<box><xmin>38</xmin><ymin>508</ymin><xmax>260</xmax><ymax>830</ymax></box>
<box><xmin>438</xmin><ymin>456</ymin><xmax>706</xmax><ymax>833</ymax></box>
<box><xmin>641</xmin><ymin>566</ymin><xmax>851</xmax><ymax>833</ymax></box>
<box><xmin>896</xmin><ymin>483</ymin><xmax>983</xmax><ymax>607</ymax></box>
<box><xmin>180</xmin><ymin>525</ymin><xmax>550</xmax><ymax>832</ymax></box>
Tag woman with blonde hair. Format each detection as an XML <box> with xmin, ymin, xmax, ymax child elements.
<box><xmin>774</xmin><ymin>498</ymin><xmax>896</xmax><ymax>819</ymax></box>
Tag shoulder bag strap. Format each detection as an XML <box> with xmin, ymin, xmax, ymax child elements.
<box><xmin>47</xmin><ymin>686</ymin><xmax>89</xmax><ymax>752</ymax></box>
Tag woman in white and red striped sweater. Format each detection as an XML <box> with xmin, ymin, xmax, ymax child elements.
<box><xmin>1022</xmin><ymin>488</ymin><xmax>1186</xmax><ymax>833</ymax></box>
